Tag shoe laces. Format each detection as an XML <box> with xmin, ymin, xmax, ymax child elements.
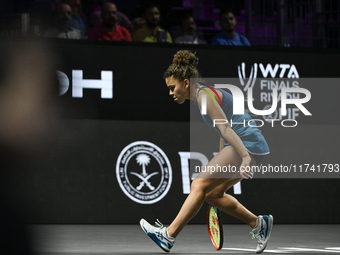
<box><xmin>250</xmin><ymin>228</ymin><xmax>265</xmax><ymax>244</ymax></box>
<box><xmin>154</xmin><ymin>219</ymin><xmax>167</xmax><ymax>240</ymax></box>
<box><xmin>250</xmin><ymin>230</ymin><xmax>259</xmax><ymax>240</ymax></box>
<box><xmin>155</xmin><ymin>219</ymin><xmax>164</xmax><ymax>229</ymax></box>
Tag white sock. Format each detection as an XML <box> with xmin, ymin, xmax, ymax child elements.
<box><xmin>165</xmin><ymin>228</ymin><xmax>175</xmax><ymax>240</ymax></box>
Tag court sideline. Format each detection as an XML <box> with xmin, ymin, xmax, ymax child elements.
<box><xmin>31</xmin><ymin>224</ymin><xmax>340</xmax><ymax>254</ymax></box>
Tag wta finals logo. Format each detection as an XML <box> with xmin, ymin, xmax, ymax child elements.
<box><xmin>236</xmin><ymin>62</ymin><xmax>308</xmax><ymax>123</ymax></box>
<box><xmin>116</xmin><ymin>141</ymin><xmax>172</xmax><ymax>204</ymax></box>
<box><xmin>198</xmin><ymin>62</ymin><xmax>311</xmax><ymax>127</ymax></box>
<box><xmin>238</xmin><ymin>63</ymin><xmax>258</xmax><ymax>92</ymax></box>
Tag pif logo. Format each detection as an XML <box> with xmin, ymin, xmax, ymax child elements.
<box><xmin>116</xmin><ymin>141</ymin><xmax>172</xmax><ymax>204</ymax></box>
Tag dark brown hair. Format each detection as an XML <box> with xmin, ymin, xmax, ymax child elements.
<box><xmin>163</xmin><ymin>50</ymin><xmax>200</xmax><ymax>81</ymax></box>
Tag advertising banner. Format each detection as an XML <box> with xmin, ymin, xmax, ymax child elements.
<box><xmin>2</xmin><ymin>40</ymin><xmax>339</xmax><ymax>224</ymax></box>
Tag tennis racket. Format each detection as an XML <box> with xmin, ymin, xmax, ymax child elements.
<box><xmin>207</xmin><ymin>206</ymin><xmax>223</xmax><ymax>250</ymax></box>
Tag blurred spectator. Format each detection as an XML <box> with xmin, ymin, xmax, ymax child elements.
<box><xmin>63</xmin><ymin>0</ymin><xmax>87</xmax><ymax>38</ymax></box>
<box><xmin>132</xmin><ymin>16</ymin><xmax>146</xmax><ymax>31</ymax></box>
<box><xmin>90</xmin><ymin>0</ymin><xmax>133</xmax><ymax>33</ymax></box>
<box><xmin>44</xmin><ymin>3</ymin><xmax>82</xmax><ymax>39</ymax></box>
<box><xmin>174</xmin><ymin>14</ymin><xmax>207</xmax><ymax>44</ymax></box>
<box><xmin>211</xmin><ymin>9</ymin><xmax>250</xmax><ymax>46</ymax></box>
<box><xmin>132</xmin><ymin>3</ymin><xmax>172</xmax><ymax>43</ymax></box>
<box><xmin>0</xmin><ymin>38</ymin><xmax>58</xmax><ymax>255</ymax></box>
<box><xmin>88</xmin><ymin>2</ymin><xmax>131</xmax><ymax>41</ymax></box>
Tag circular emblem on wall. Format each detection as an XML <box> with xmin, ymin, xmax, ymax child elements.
<box><xmin>116</xmin><ymin>141</ymin><xmax>172</xmax><ymax>204</ymax></box>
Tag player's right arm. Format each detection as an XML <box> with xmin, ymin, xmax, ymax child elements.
<box><xmin>197</xmin><ymin>89</ymin><xmax>253</xmax><ymax>179</ymax></box>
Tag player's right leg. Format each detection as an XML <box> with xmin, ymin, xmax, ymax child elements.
<box><xmin>204</xmin><ymin>147</ymin><xmax>273</xmax><ymax>254</ymax></box>
<box><xmin>206</xmin><ymin>185</ymin><xmax>273</xmax><ymax>253</ymax></box>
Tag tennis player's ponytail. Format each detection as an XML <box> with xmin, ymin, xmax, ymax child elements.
<box><xmin>164</xmin><ymin>50</ymin><xmax>200</xmax><ymax>81</ymax></box>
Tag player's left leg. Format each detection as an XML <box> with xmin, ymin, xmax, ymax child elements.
<box><xmin>140</xmin><ymin>146</ymin><xmax>240</xmax><ymax>253</ymax></box>
<box><xmin>140</xmin><ymin>176</ymin><xmax>228</xmax><ymax>252</ymax></box>
<box><xmin>166</xmin><ymin>145</ymin><xmax>247</xmax><ymax>239</ymax></box>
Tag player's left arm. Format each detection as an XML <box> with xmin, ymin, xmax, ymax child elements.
<box><xmin>219</xmin><ymin>137</ymin><xmax>225</xmax><ymax>152</ymax></box>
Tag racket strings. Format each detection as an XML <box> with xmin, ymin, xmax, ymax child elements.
<box><xmin>209</xmin><ymin>212</ymin><xmax>220</xmax><ymax>244</ymax></box>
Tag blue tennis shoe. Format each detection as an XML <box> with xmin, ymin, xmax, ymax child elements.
<box><xmin>140</xmin><ymin>218</ymin><xmax>175</xmax><ymax>252</ymax></box>
<box><xmin>250</xmin><ymin>215</ymin><xmax>273</xmax><ymax>253</ymax></box>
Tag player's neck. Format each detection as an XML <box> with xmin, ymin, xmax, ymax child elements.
<box><xmin>190</xmin><ymin>86</ymin><xmax>199</xmax><ymax>102</ymax></box>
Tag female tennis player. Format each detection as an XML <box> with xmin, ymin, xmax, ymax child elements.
<box><xmin>140</xmin><ymin>50</ymin><xmax>273</xmax><ymax>254</ymax></box>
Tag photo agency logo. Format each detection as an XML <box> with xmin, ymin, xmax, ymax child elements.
<box><xmin>201</xmin><ymin>83</ymin><xmax>311</xmax><ymax>128</ymax></box>
<box><xmin>116</xmin><ymin>141</ymin><xmax>172</xmax><ymax>204</ymax></box>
